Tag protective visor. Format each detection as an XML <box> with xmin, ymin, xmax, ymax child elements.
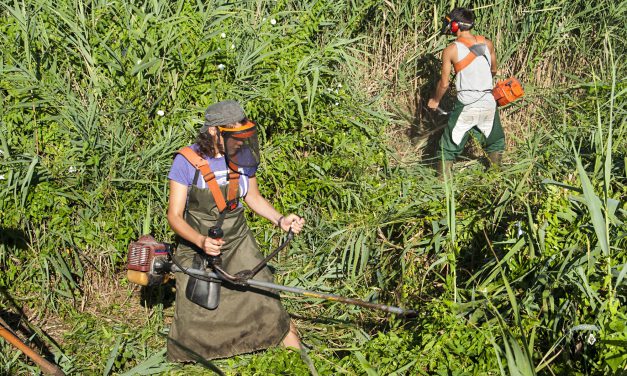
<box><xmin>440</xmin><ymin>16</ymin><xmax>453</xmax><ymax>35</ymax></box>
<box><xmin>218</xmin><ymin>121</ymin><xmax>260</xmax><ymax>176</ymax></box>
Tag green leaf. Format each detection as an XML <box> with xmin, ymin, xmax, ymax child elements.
<box><xmin>103</xmin><ymin>337</ymin><xmax>122</xmax><ymax>376</ymax></box>
<box><xmin>574</xmin><ymin>148</ymin><xmax>609</xmax><ymax>255</ymax></box>
<box><xmin>354</xmin><ymin>351</ymin><xmax>378</xmax><ymax>376</ymax></box>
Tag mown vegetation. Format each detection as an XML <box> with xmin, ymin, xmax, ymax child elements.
<box><xmin>1</xmin><ymin>0</ymin><xmax>625</xmax><ymax>375</ymax></box>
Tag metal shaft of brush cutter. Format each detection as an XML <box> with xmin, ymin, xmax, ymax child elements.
<box><xmin>170</xmin><ymin>265</ymin><xmax>417</xmax><ymax>317</ymax></box>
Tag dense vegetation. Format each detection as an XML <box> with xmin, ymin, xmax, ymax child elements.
<box><xmin>1</xmin><ymin>0</ymin><xmax>625</xmax><ymax>375</ymax></box>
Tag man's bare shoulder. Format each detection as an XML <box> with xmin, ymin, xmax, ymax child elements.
<box><xmin>442</xmin><ymin>43</ymin><xmax>457</xmax><ymax>61</ymax></box>
<box><xmin>474</xmin><ymin>34</ymin><xmax>494</xmax><ymax>46</ymax></box>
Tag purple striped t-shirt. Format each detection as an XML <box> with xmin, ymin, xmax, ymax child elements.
<box><xmin>168</xmin><ymin>144</ymin><xmax>250</xmax><ymax>197</ymax></box>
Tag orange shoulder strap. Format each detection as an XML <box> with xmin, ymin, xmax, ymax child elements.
<box><xmin>227</xmin><ymin>171</ymin><xmax>239</xmax><ymax>204</ymax></box>
<box><xmin>178</xmin><ymin>146</ymin><xmax>237</xmax><ymax>212</ymax></box>
<box><xmin>453</xmin><ymin>35</ymin><xmax>487</xmax><ymax>73</ymax></box>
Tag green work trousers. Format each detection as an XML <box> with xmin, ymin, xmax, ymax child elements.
<box><xmin>437</xmin><ymin>100</ymin><xmax>505</xmax><ymax>161</ymax></box>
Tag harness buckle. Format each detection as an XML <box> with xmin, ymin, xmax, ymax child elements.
<box><xmin>226</xmin><ymin>199</ymin><xmax>239</xmax><ymax>211</ymax></box>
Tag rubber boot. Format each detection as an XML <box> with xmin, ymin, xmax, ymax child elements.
<box><xmin>487</xmin><ymin>152</ymin><xmax>502</xmax><ymax>170</ymax></box>
<box><xmin>437</xmin><ymin>160</ymin><xmax>453</xmax><ymax>181</ymax></box>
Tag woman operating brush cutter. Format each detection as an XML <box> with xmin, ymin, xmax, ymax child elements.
<box><xmin>166</xmin><ymin>100</ymin><xmax>305</xmax><ymax>362</ymax></box>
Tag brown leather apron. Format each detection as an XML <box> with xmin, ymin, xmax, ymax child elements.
<box><xmin>167</xmin><ymin>181</ymin><xmax>291</xmax><ymax>362</ymax></box>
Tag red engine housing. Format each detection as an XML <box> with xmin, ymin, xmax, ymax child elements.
<box><xmin>127</xmin><ymin>235</ymin><xmax>169</xmax><ymax>272</ymax></box>
<box><xmin>127</xmin><ymin>235</ymin><xmax>171</xmax><ymax>286</ymax></box>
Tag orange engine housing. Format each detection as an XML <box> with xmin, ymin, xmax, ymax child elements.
<box><xmin>493</xmin><ymin>77</ymin><xmax>524</xmax><ymax>107</ymax></box>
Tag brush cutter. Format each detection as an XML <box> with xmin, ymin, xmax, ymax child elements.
<box><xmin>170</xmin><ymin>264</ymin><xmax>417</xmax><ymax>317</ymax></box>
<box><xmin>435</xmin><ymin>107</ymin><xmax>449</xmax><ymax>116</ymax></box>
<box><xmin>127</xmin><ymin>232</ymin><xmax>417</xmax><ymax>318</ymax></box>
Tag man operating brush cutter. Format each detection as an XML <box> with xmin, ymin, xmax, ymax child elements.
<box><xmin>428</xmin><ymin>7</ymin><xmax>506</xmax><ymax>179</ymax></box>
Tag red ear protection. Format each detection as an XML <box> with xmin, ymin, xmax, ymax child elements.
<box><xmin>450</xmin><ymin>19</ymin><xmax>460</xmax><ymax>33</ymax></box>
<box><xmin>442</xmin><ymin>15</ymin><xmax>472</xmax><ymax>35</ymax></box>
<box><xmin>443</xmin><ymin>16</ymin><xmax>459</xmax><ymax>34</ymax></box>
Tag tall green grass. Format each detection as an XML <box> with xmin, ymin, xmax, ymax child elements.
<box><xmin>1</xmin><ymin>0</ymin><xmax>625</xmax><ymax>374</ymax></box>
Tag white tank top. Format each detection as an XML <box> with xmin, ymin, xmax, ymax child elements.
<box><xmin>455</xmin><ymin>40</ymin><xmax>495</xmax><ymax>108</ymax></box>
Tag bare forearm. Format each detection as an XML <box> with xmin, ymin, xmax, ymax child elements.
<box><xmin>427</xmin><ymin>79</ymin><xmax>450</xmax><ymax>110</ymax></box>
<box><xmin>243</xmin><ymin>178</ymin><xmax>305</xmax><ymax>233</ymax></box>
<box><xmin>244</xmin><ymin>194</ymin><xmax>282</xmax><ymax>225</ymax></box>
<box><xmin>167</xmin><ymin>180</ymin><xmax>223</xmax><ymax>256</ymax></box>
<box><xmin>168</xmin><ymin>213</ymin><xmax>204</xmax><ymax>248</ymax></box>
<box><xmin>432</xmin><ymin>79</ymin><xmax>449</xmax><ymax>103</ymax></box>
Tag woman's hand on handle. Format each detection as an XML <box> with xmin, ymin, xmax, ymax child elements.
<box><xmin>168</xmin><ymin>180</ymin><xmax>224</xmax><ymax>256</ymax></box>
<box><xmin>197</xmin><ymin>234</ymin><xmax>223</xmax><ymax>256</ymax></box>
<box><xmin>279</xmin><ymin>214</ymin><xmax>305</xmax><ymax>234</ymax></box>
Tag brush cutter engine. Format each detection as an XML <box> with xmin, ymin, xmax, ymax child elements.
<box><xmin>126</xmin><ymin>235</ymin><xmax>172</xmax><ymax>286</ymax></box>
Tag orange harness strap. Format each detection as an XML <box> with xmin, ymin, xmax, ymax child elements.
<box><xmin>177</xmin><ymin>147</ymin><xmax>240</xmax><ymax>212</ymax></box>
<box><xmin>453</xmin><ymin>35</ymin><xmax>486</xmax><ymax>73</ymax></box>
<box><xmin>227</xmin><ymin>171</ymin><xmax>240</xmax><ymax>205</ymax></box>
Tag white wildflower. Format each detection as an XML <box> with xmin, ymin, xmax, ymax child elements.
<box><xmin>334</xmin><ymin>102</ymin><xmax>339</xmax><ymax>106</ymax></box>
<box><xmin>516</xmin><ymin>221</ymin><xmax>524</xmax><ymax>238</ymax></box>
<box><xmin>221</xmin><ymin>32</ymin><xmax>226</xmax><ymax>38</ymax></box>
<box><xmin>217</xmin><ymin>64</ymin><xmax>225</xmax><ymax>70</ymax></box>
<box><xmin>337</xmin><ymin>83</ymin><xmax>342</xmax><ymax>88</ymax></box>
<box><xmin>587</xmin><ymin>333</ymin><xmax>596</xmax><ymax>345</ymax></box>
<box><xmin>157</xmin><ymin>110</ymin><xmax>165</xmax><ymax>117</ymax></box>
<box><xmin>270</xmin><ymin>18</ymin><xmax>277</xmax><ymax>25</ymax></box>
<box><xmin>0</xmin><ymin>174</ymin><xmax>5</xmax><ymax>180</ymax></box>
<box><xmin>136</xmin><ymin>59</ymin><xmax>141</xmax><ymax>65</ymax></box>
<box><xmin>68</xmin><ymin>166</ymin><xmax>77</xmax><ymax>173</ymax></box>
<box><xmin>231</xmin><ymin>44</ymin><xmax>235</xmax><ymax>49</ymax></box>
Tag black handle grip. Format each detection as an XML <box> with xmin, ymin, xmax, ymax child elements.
<box><xmin>207</xmin><ymin>226</ymin><xmax>223</xmax><ymax>239</ymax></box>
<box><xmin>206</xmin><ymin>226</ymin><xmax>223</xmax><ymax>267</ymax></box>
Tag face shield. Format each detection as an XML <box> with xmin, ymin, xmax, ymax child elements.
<box><xmin>218</xmin><ymin>121</ymin><xmax>260</xmax><ymax>176</ymax></box>
<box><xmin>441</xmin><ymin>16</ymin><xmax>453</xmax><ymax>35</ymax></box>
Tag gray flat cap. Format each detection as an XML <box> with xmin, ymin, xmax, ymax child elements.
<box><xmin>200</xmin><ymin>100</ymin><xmax>246</xmax><ymax>133</ymax></box>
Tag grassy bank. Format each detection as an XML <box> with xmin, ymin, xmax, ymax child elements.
<box><xmin>1</xmin><ymin>0</ymin><xmax>625</xmax><ymax>374</ymax></box>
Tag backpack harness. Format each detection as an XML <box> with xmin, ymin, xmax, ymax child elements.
<box><xmin>453</xmin><ymin>35</ymin><xmax>490</xmax><ymax>73</ymax></box>
<box><xmin>177</xmin><ymin>146</ymin><xmax>240</xmax><ymax>214</ymax></box>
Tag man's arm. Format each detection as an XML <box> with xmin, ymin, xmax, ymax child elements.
<box><xmin>427</xmin><ymin>44</ymin><xmax>455</xmax><ymax>110</ymax></box>
<box><xmin>487</xmin><ymin>39</ymin><xmax>497</xmax><ymax>77</ymax></box>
